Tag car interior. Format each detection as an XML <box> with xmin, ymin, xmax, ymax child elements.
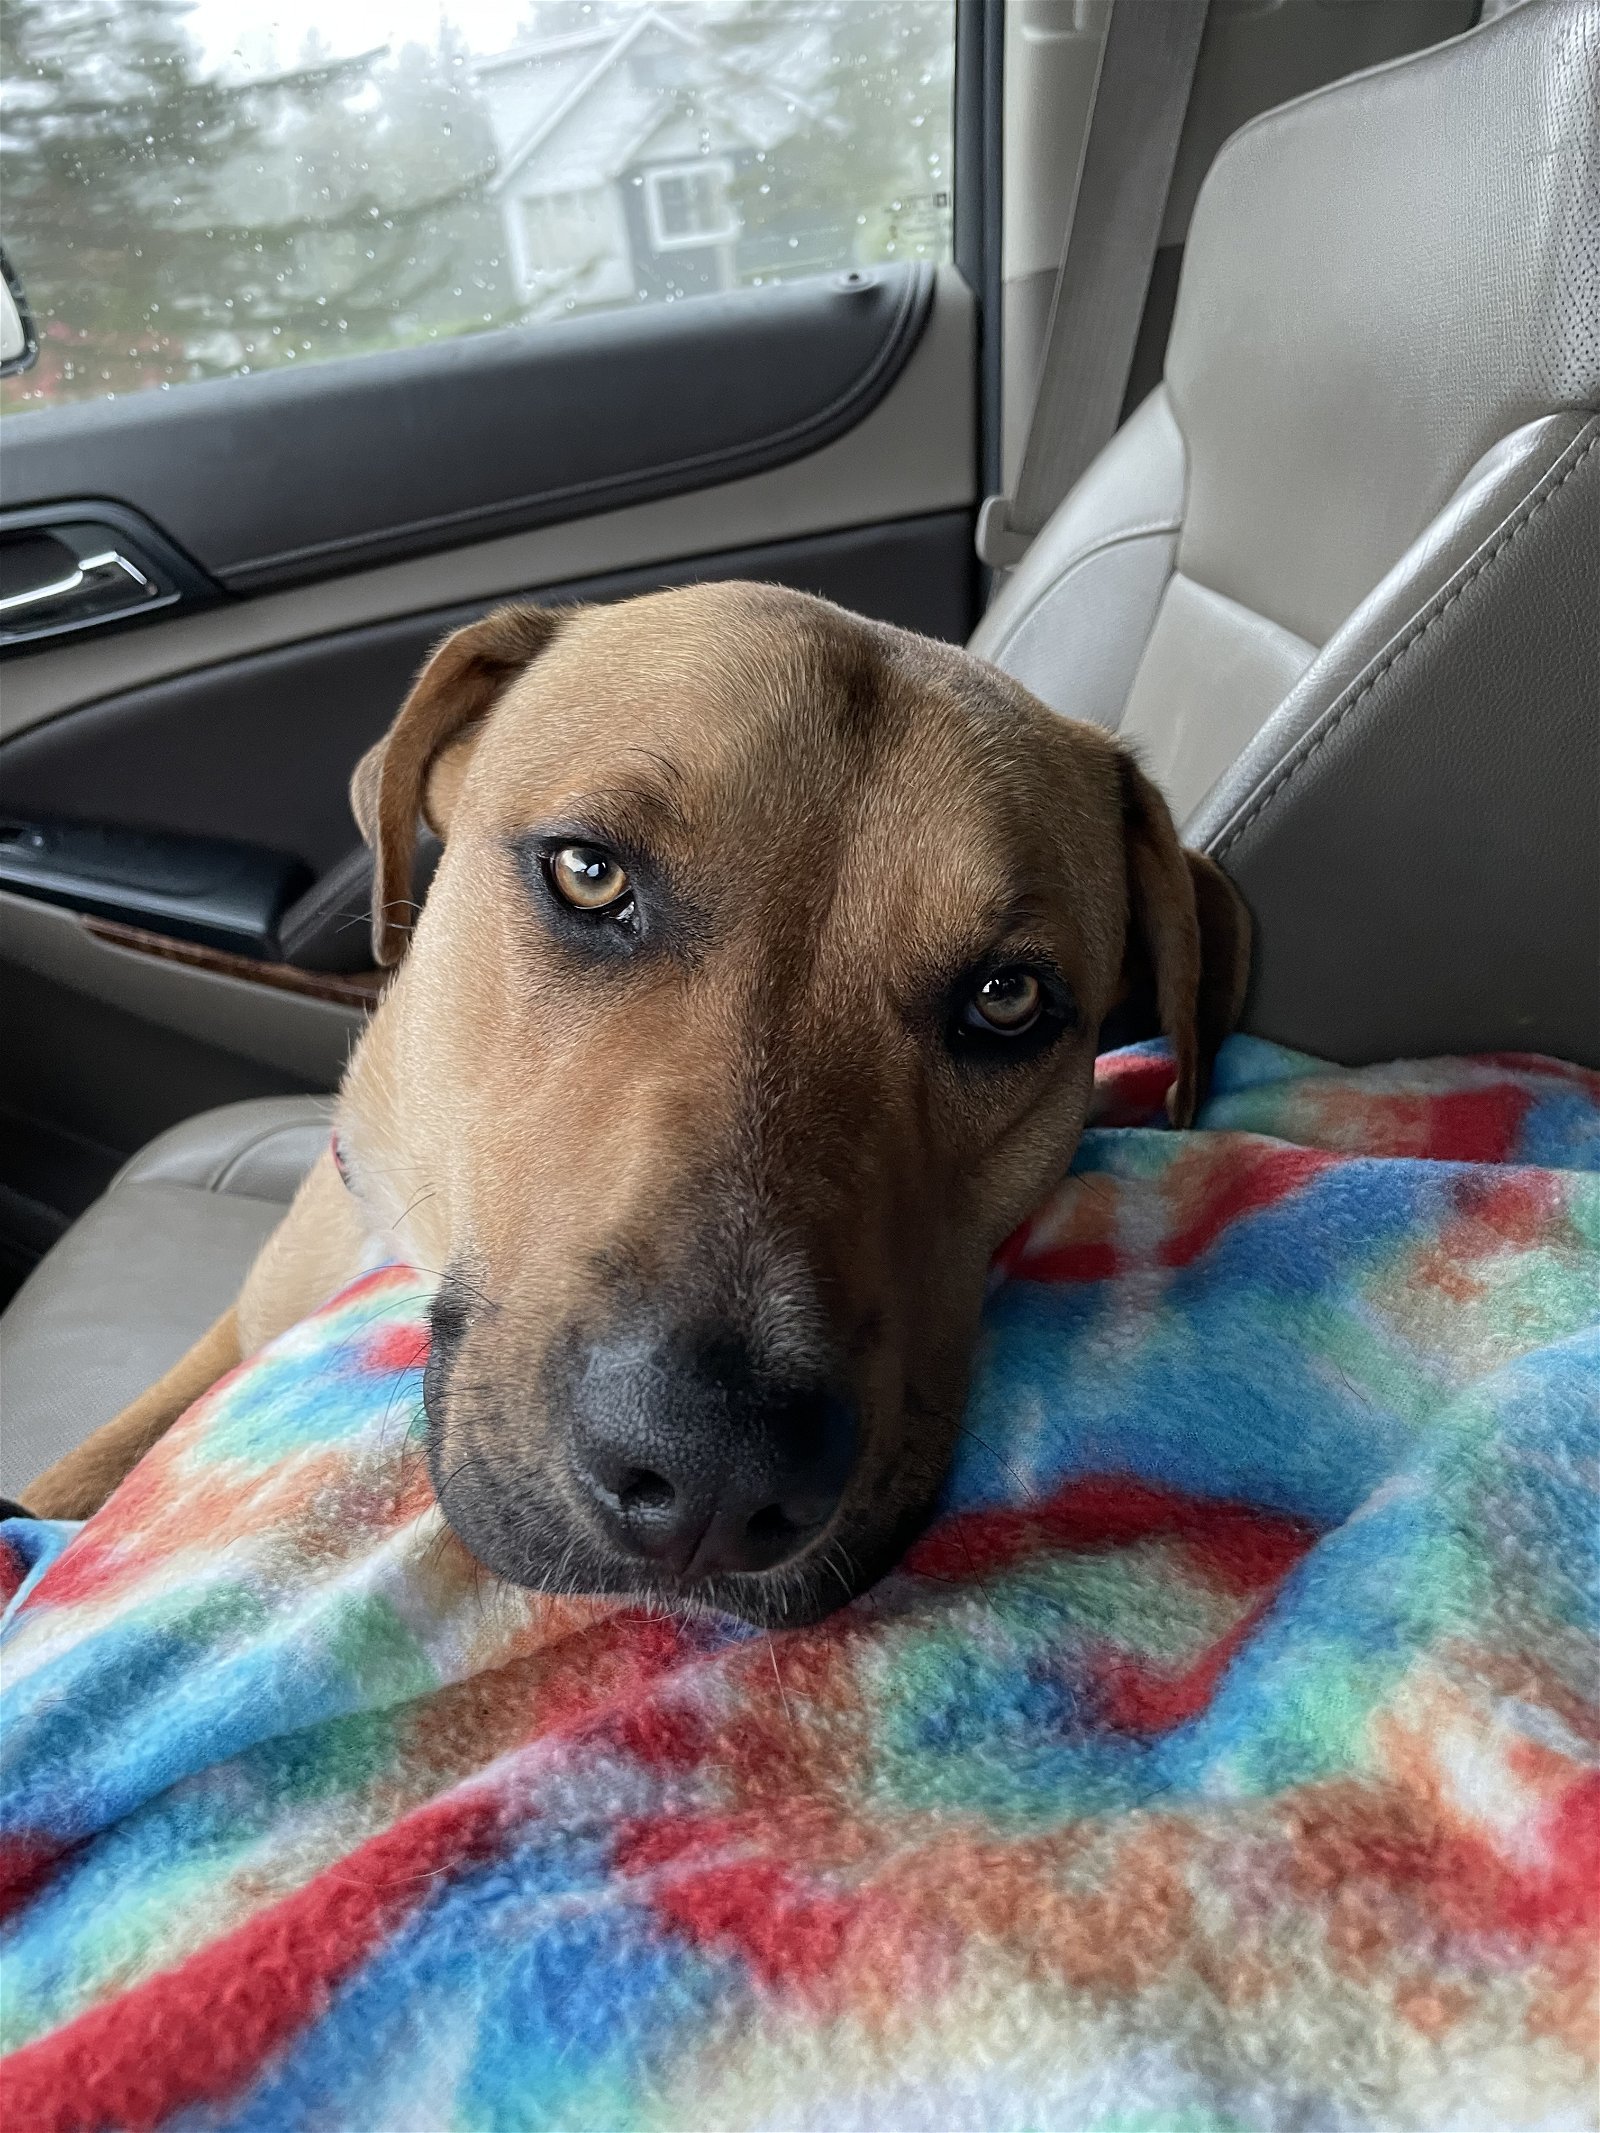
<box><xmin>1</xmin><ymin>0</ymin><xmax>1596</xmax><ymax>1529</ymax></box>
<box><xmin>2</xmin><ymin>5</ymin><xmax>1599</xmax><ymax>2122</ymax></box>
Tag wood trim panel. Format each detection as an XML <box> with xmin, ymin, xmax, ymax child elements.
<box><xmin>80</xmin><ymin>916</ymin><xmax>387</xmax><ymax>1011</ymax></box>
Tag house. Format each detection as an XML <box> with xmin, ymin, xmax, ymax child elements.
<box><xmin>475</xmin><ymin>7</ymin><xmax>841</xmax><ymax>318</ymax></box>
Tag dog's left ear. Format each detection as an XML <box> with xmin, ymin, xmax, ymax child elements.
<box><xmin>351</xmin><ymin>603</ymin><xmax>568</xmax><ymax>966</ymax></box>
<box><xmin>1118</xmin><ymin>753</ymin><xmax>1252</xmax><ymax>1126</ymax></box>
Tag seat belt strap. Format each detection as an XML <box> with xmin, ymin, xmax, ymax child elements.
<box><xmin>977</xmin><ymin>0</ymin><xmax>1210</xmax><ymax>570</ymax></box>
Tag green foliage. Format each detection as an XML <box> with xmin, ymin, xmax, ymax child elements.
<box><xmin>3</xmin><ymin>0</ymin><xmax>274</xmax><ymax>396</ymax></box>
<box><xmin>708</xmin><ymin>0</ymin><xmax>953</xmax><ymax>278</ymax></box>
<box><xmin>1</xmin><ymin>0</ymin><xmax>511</xmax><ymax>408</ymax></box>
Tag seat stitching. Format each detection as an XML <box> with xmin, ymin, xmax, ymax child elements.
<box><xmin>1210</xmin><ymin>423</ymin><xmax>1600</xmax><ymax>863</ymax></box>
<box><xmin>985</xmin><ymin>520</ymin><xmax>1181</xmax><ymax>665</ymax></box>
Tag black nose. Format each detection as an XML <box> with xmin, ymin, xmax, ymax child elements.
<box><xmin>567</xmin><ymin>1331</ymin><xmax>858</xmax><ymax>1579</ymax></box>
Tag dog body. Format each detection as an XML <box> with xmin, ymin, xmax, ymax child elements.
<box><xmin>24</xmin><ymin>585</ymin><xmax>1247</xmax><ymax>1623</ymax></box>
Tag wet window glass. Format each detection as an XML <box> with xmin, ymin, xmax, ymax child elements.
<box><xmin>0</xmin><ymin>0</ymin><xmax>956</xmax><ymax>412</ymax></box>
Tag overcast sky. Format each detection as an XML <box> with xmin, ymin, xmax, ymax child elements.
<box><xmin>185</xmin><ymin>1</ymin><xmax>608</xmax><ymax>74</ymax></box>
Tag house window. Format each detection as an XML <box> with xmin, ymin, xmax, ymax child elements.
<box><xmin>644</xmin><ymin>161</ymin><xmax>740</xmax><ymax>253</ymax></box>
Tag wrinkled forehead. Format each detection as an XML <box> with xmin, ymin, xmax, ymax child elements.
<box><xmin>468</xmin><ymin>587</ymin><xmax>1120</xmax><ymax>943</ymax></box>
<box><xmin>473</xmin><ymin>587</ymin><xmax>898</xmax><ymax>794</ymax></box>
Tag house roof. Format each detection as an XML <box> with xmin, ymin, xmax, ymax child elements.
<box><xmin>474</xmin><ymin>12</ymin><xmax>674</xmax><ymax>84</ymax></box>
<box><xmin>479</xmin><ymin>6</ymin><xmax>835</xmax><ymax>199</ymax></box>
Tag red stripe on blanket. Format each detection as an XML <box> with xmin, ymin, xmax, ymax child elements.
<box><xmin>1419</xmin><ymin>1084</ymin><xmax>1532</xmax><ymax>1165</ymax></box>
<box><xmin>993</xmin><ymin>1231</ymin><xmax>1120</xmax><ymax>1285</ymax></box>
<box><xmin>357</xmin><ymin>1324</ymin><xmax>432</xmax><ymax>1375</ymax></box>
<box><xmin>648</xmin><ymin>1858</ymin><xmax>856</xmax><ymax>1991</ymax></box>
<box><xmin>1159</xmin><ymin>1144</ymin><xmax>1337</xmax><ymax>1270</ymax></box>
<box><xmin>1293</xmin><ymin>1771</ymin><xmax>1600</xmax><ymax>1949</ymax></box>
<box><xmin>1522</xmin><ymin>1775</ymin><xmax>1600</xmax><ymax>1941</ymax></box>
<box><xmin>15</xmin><ymin>1525</ymin><xmax>132</xmax><ymax>1611</ymax></box>
<box><xmin>1003</xmin><ymin>1144</ymin><xmax>1339</xmax><ymax>1287</ymax></box>
<box><xmin>0</xmin><ymin>1834</ymin><xmax>64</xmax><ymax>1924</ymax></box>
<box><xmin>0</xmin><ymin>1535</ymin><xmax>34</xmax><ymax>1611</ymax></box>
<box><xmin>0</xmin><ymin>1786</ymin><xmax>505</xmax><ymax>2133</ymax></box>
<box><xmin>907</xmin><ymin>1475</ymin><xmax>1317</xmax><ymax>1591</ymax></box>
<box><xmin>614</xmin><ymin>1811</ymin><xmax>747</xmax><ymax>1876</ymax></box>
<box><xmin>522</xmin><ymin>1611</ymin><xmax>712</xmax><ymax>1765</ymax></box>
<box><xmin>1096</xmin><ymin>1601</ymin><xmax>1269</xmax><ymax>1735</ymax></box>
<box><xmin>1447</xmin><ymin>1168</ymin><xmax>1563</xmax><ymax>1249</ymax></box>
<box><xmin>1417</xmin><ymin>1774</ymin><xmax>1600</xmax><ymax>1945</ymax></box>
<box><xmin>1089</xmin><ymin>1052</ymin><xmax>1176</xmax><ymax>1127</ymax></box>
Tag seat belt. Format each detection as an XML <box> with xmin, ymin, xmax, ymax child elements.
<box><xmin>977</xmin><ymin>0</ymin><xmax>1211</xmax><ymax>571</ymax></box>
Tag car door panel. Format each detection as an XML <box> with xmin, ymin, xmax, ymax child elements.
<box><xmin>1</xmin><ymin>947</ymin><xmax>342</xmax><ymax>1274</ymax></box>
<box><xmin>1</xmin><ymin>893</ymin><xmax>363</xmax><ymax>1090</ymax></box>
<box><xmin>2</xmin><ymin>268</ymin><xmax>975</xmax><ymax>744</ymax></box>
<box><xmin>3</xmin><ymin>264</ymin><xmax>935</xmax><ymax>595</ymax></box>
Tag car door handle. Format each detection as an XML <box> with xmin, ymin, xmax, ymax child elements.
<box><xmin>0</xmin><ymin>504</ymin><xmax>222</xmax><ymax>651</ymax></box>
<box><xmin>0</xmin><ymin>546</ymin><xmax>157</xmax><ymax>621</ymax></box>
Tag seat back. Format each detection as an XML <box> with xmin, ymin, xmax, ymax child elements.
<box><xmin>973</xmin><ymin>0</ymin><xmax>1600</xmax><ymax>1065</ymax></box>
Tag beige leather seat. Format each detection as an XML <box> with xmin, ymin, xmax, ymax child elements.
<box><xmin>974</xmin><ymin>0</ymin><xmax>1599</xmax><ymax>1067</ymax></box>
<box><xmin>3</xmin><ymin>0</ymin><xmax>1596</xmax><ymax>1501</ymax></box>
<box><xmin>0</xmin><ymin>1101</ymin><xmax>330</xmax><ymax>1498</ymax></box>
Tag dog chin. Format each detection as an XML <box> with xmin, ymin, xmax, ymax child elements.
<box><xmin>551</xmin><ymin>1538</ymin><xmax>858</xmax><ymax>1630</ymax></box>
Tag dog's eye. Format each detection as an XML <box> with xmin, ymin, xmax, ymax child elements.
<box><xmin>946</xmin><ymin>962</ymin><xmax>1075</xmax><ymax>1065</ymax></box>
<box><xmin>965</xmin><ymin>968</ymin><xmax>1043</xmax><ymax>1035</ymax></box>
<box><xmin>550</xmin><ymin>844</ymin><xmax>631</xmax><ymax>913</ymax></box>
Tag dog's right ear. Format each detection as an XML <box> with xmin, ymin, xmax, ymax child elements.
<box><xmin>1116</xmin><ymin>753</ymin><xmax>1252</xmax><ymax>1127</ymax></box>
<box><xmin>351</xmin><ymin>603</ymin><xmax>567</xmax><ymax>966</ymax></box>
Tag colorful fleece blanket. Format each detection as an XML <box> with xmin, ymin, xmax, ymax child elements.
<box><xmin>2</xmin><ymin>1039</ymin><xmax>1597</xmax><ymax>2133</ymax></box>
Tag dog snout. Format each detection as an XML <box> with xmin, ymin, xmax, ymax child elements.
<box><xmin>566</xmin><ymin>1329</ymin><xmax>858</xmax><ymax>1579</ymax></box>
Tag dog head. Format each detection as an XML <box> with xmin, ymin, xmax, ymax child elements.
<box><xmin>339</xmin><ymin>585</ymin><xmax>1248</xmax><ymax>1624</ymax></box>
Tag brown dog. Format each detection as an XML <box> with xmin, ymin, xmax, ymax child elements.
<box><xmin>23</xmin><ymin>584</ymin><xmax>1248</xmax><ymax>1624</ymax></box>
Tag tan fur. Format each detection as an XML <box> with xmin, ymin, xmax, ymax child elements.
<box><xmin>20</xmin><ymin>585</ymin><xmax>1250</xmax><ymax>1617</ymax></box>
<box><xmin>236</xmin><ymin>1151</ymin><xmax>375</xmax><ymax>1353</ymax></box>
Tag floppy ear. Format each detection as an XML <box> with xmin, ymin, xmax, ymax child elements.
<box><xmin>1117</xmin><ymin>754</ymin><xmax>1252</xmax><ymax>1126</ymax></box>
<box><xmin>351</xmin><ymin>603</ymin><xmax>568</xmax><ymax>966</ymax></box>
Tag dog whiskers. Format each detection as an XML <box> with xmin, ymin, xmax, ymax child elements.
<box><xmin>385</xmin><ymin>1399</ymin><xmax>430</xmax><ymax>1516</ymax></box>
<box><xmin>766</xmin><ymin>1634</ymin><xmax>795</xmax><ymax>1730</ymax></box>
<box><xmin>426</xmin><ymin>1453</ymin><xmax>479</xmax><ymax>1550</ymax></box>
<box><xmin>949</xmin><ymin>1512</ymin><xmax>996</xmax><ymax>1617</ymax></box>
<box><xmin>829</xmin><ymin>1535</ymin><xmax>861</xmax><ymax>1602</ymax></box>
<box><xmin>955</xmin><ymin>1419</ymin><xmax>1034</xmax><ymax>1505</ymax></box>
<box><xmin>393</xmin><ymin>1185</ymin><xmax>439</xmax><ymax>1229</ymax></box>
<box><xmin>375</xmin><ymin>1376</ymin><xmax>423</xmax><ymax>1475</ymax></box>
<box><xmin>410</xmin><ymin>1265</ymin><xmax>501</xmax><ymax>1314</ymax></box>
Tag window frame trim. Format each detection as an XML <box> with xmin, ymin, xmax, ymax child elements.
<box><xmin>641</xmin><ymin>158</ymin><xmax>741</xmax><ymax>254</ymax></box>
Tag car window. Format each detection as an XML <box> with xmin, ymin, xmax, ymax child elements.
<box><xmin>0</xmin><ymin>0</ymin><xmax>956</xmax><ymax>414</ymax></box>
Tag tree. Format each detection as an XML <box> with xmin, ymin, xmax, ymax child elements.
<box><xmin>2</xmin><ymin>0</ymin><xmax>282</xmax><ymax>400</ymax></box>
<box><xmin>349</xmin><ymin>30</ymin><xmax>510</xmax><ymax>346</ymax></box>
<box><xmin>0</xmin><ymin>0</ymin><xmax>509</xmax><ymax>410</ymax></box>
<box><xmin>704</xmin><ymin>0</ymin><xmax>954</xmax><ymax>281</ymax></box>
